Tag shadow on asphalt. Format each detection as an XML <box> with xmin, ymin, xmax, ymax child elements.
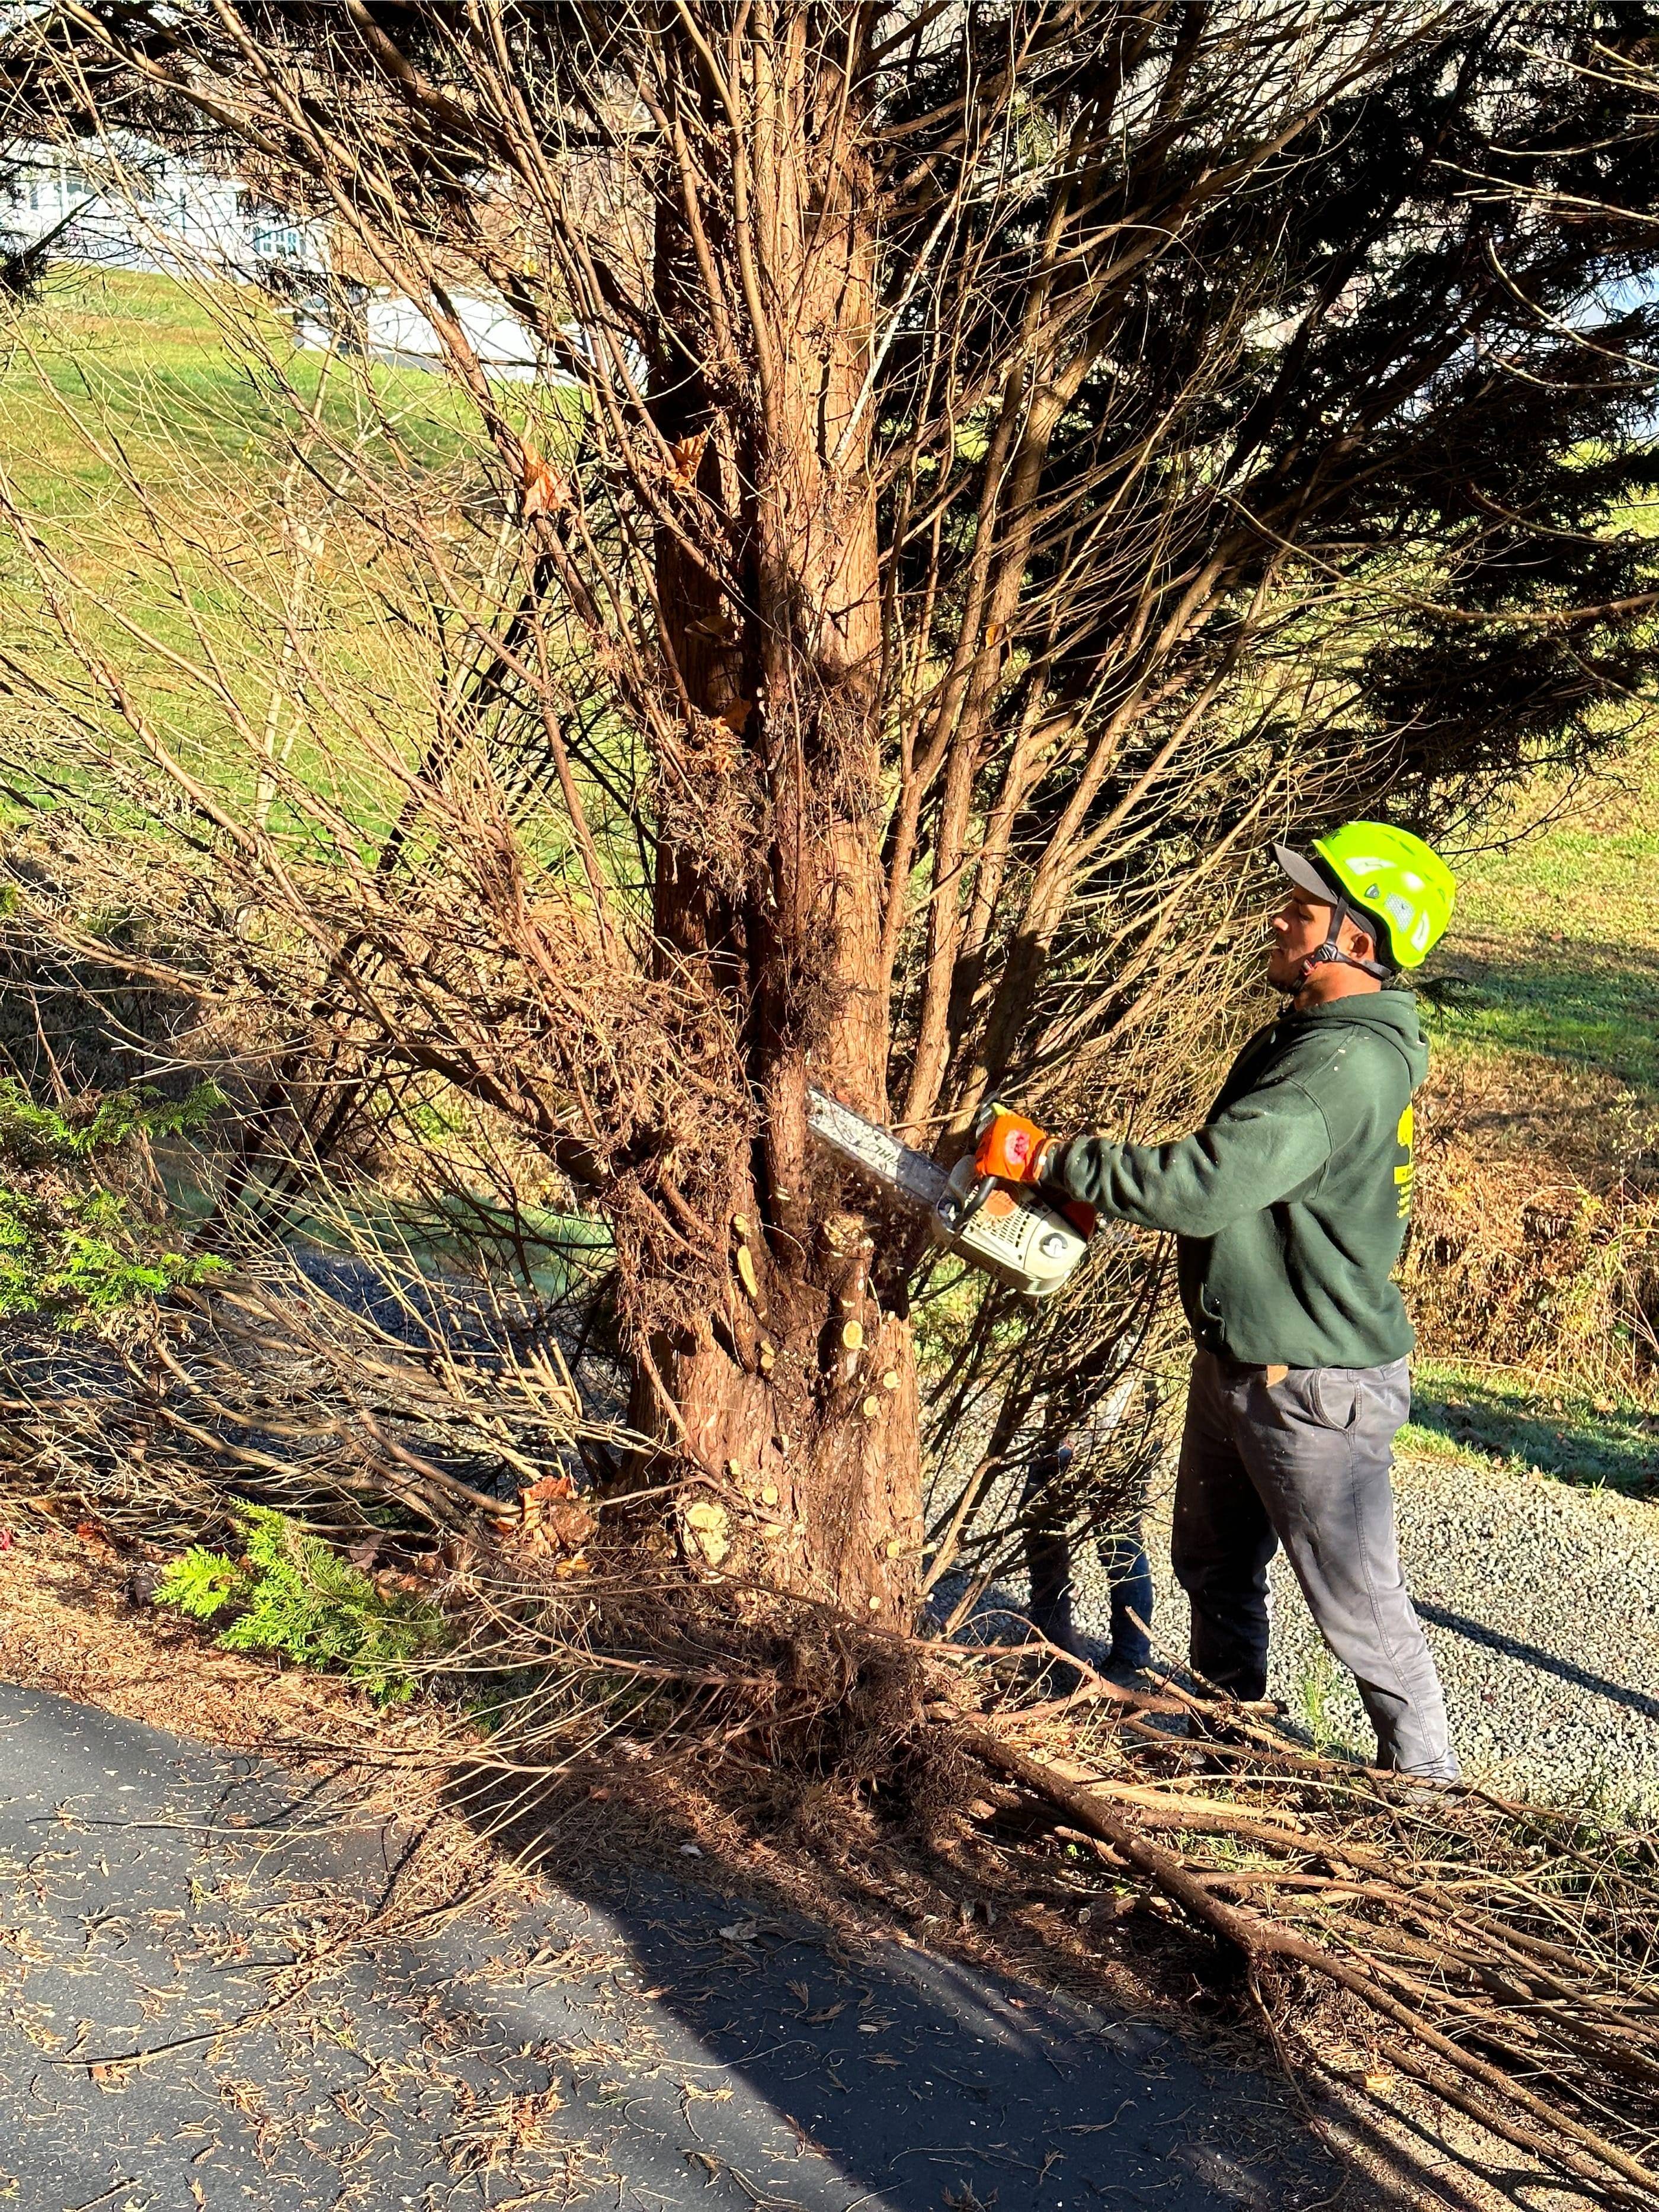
<box><xmin>0</xmin><ymin>1679</ymin><xmax>1386</xmax><ymax>2212</ymax></box>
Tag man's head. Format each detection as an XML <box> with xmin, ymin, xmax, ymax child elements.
<box><xmin>1267</xmin><ymin>822</ymin><xmax>1456</xmax><ymax>997</ymax></box>
<box><xmin>1266</xmin><ymin>880</ymin><xmax>1381</xmax><ymax>993</ymax></box>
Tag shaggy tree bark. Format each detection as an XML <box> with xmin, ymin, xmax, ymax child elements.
<box><xmin>645</xmin><ymin>25</ymin><xmax>919</xmax><ymax>1614</ymax></box>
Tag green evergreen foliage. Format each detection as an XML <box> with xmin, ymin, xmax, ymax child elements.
<box><xmin>0</xmin><ymin>1079</ymin><xmax>226</xmax><ymax>1327</ymax></box>
<box><xmin>153</xmin><ymin>1506</ymin><xmax>449</xmax><ymax>1704</ymax></box>
<box><xmin>0</xmin><ymin>1183</ymin><xmax>225</xmax><ymax>1319</ymax></box>
<box><xmin>0</xmin><ymin>1077</ymin><xmax>222</xmax><ymax>1164</ymax></box>
<box><xmin>153</xmin><ymin>1540</ymin><xmax>248</xmax><ymax>1621</ymax></box>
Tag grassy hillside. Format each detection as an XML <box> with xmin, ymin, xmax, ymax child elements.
<box><xmin>0</xmin><ymin>268</ymin><xmax>594</xmax><ymax>863</ymax></box>
<box><xmin>1433</xmin><ymin>751</ymin><xmax>1659</xmax><ymax>1094</ymax></box>
<box><xmin>1401</xmin><ymin>740</ymin><xmax>1659</xmax><ymax>1493</ymax></box>
<box><xmin>1</xmin><ymin>267</ymin><xmax>470</xmax><ymax>511</ymax></box>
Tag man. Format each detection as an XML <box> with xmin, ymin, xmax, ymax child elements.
<box><xmin>975</xmin><ymin>822</ymin><xmax>1459</xmax><ymax>1779</ymax></box>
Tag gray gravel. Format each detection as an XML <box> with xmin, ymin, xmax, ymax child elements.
<box><xmin>1064</xmin><ymin>1453</ymin><xmax>1659</xmax><ymax>1817</ymax></box>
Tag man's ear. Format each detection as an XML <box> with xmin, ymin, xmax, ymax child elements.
<box><xmin>1340</xmin><ymin>913</ymin><xmax>1378</xmax><ymax>963</ymax></box>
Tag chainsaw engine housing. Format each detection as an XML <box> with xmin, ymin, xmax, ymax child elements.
<box><xmin>933</xmin><ymin>1157</ymin><xmax>1090</xmax><ymax>1297</ymax></box>
<box><xmin>805</xmin><ymin>1086</ymin><xmax>1093</xmax><ymax>1299</ymax></box>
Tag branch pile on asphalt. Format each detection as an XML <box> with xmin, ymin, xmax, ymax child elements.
<box><xmin>956</xmin><ymin>1653</ymin><xmax>1659</xmax><ymax>2211</ymax></box>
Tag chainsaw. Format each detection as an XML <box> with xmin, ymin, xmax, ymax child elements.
<box><xmin>805</xmin><ymin>1088</ymin><xmax>1096</xmax><ymax>1298</ymax></box>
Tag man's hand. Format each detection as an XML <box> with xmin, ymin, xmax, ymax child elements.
<box><xmin>973</xmin><ymin>1102</ymin><xmax>1059</xmax><ymax>1185</ymax></box>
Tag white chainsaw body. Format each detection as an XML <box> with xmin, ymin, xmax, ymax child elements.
<box><xmin>805</xmin><ymin>1088</ymin><xmax>1090</xmax><ymax>1298</ymax></box>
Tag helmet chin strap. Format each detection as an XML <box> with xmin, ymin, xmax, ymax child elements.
<box><xmin>1300</xmin><ymin>893</ymin><xmax>1393</xmax><ymax>985</ymax></box>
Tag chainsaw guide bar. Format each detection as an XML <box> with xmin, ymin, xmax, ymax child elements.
<box><xmin>805</xmin><ymin>1086</ymin><xmax>1091</xmax><ymax>1299</ymax></box>
<box><xmin>805</xmin><ymin>1086</ymin><xmax>951</xmax><ymax>1211</ymax></box>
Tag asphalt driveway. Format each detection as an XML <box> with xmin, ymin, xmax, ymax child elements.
<box><xmin>0</xmin><ymin>1681</ymin><xmax>1347</xmax><ymax>2210</ymax></box>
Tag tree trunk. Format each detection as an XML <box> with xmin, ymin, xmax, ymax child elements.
<box><xmin>639</xmin><ymin>17</ymin><xmax>921</xmax><ymax>1622</ymax></box>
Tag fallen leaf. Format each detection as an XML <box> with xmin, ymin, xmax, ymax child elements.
<box><xmin>719</xmin><ymin>1919</ymin><xmax>761</xmax><ymax>1943</ymax></box>
<box><xmin>520</xmin><ymin>445</ymin><xmax>566</xmax><ymax>519</ymax></box>
<box><xmin>523</xmin><ymin>1472</ymin><xmax>577</xmax><ymax>1503</ymax></box>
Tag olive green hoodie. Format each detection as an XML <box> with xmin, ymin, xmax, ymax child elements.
<box><xmin>1050</xmin><ymin>991</ymin><xmax>1427</xmax><ymax>1370</ymax></box>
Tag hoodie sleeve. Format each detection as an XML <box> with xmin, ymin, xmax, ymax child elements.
<box><xmin>1051</xmin><ymin>1079</ymin><xmax>1333</xmax><ymax>1236</ymax></box>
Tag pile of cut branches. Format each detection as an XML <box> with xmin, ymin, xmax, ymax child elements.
<box><xmin>960</xmin><ymin>1664</ymin><xmax>1659</xmax><ymax>2210</ymax></box>
<box><xmin>319</xmin><ymin>1537</ymin><xmax>1659</xmax><ymax>2210</ymax></box>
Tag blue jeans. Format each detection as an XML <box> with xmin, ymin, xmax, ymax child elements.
<box><xmin>1100</xmin><ymin>1531</ymin><xmax>1154</xmax><ymax>1669</ymax></box>
<box><xmin>1023</xmin><ymin>1442</ymin><xmax>1155</xmax><ymax>1665</ymax></box>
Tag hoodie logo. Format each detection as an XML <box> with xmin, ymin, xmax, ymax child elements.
<box><xmin>1394</xmin><ymin>1104</ymin><xmax>1414</xmax><ymax>1219</ymax></box>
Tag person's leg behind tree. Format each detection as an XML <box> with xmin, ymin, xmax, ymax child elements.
<box><xmin>1020</xmin><ymin>1444</ymin><xmax>1082</xmax><ymax>1659</ymax></box>
<box><xmin>1098</xmin><ymin>1519</ymin><xmax>1155</xmax><ymax>1670</ymax></box>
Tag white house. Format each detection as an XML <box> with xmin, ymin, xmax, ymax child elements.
<box><xmin>1</xmin><ymin>138</ymin><xmax>593</xmax><ymax>392</ymax></box>
<box><xmin>1</xmin><ymin>138</ymin><xmax>321</xmax><ymax>278</ymax></box>
<box><xmin>300</xmin><ymin>287</ymin><xmax>548</xmax><ymax>384</ymax></box>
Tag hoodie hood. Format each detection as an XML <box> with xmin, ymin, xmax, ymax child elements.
<box><xmin>1289</xmin><ymin>987</ymin><xmax>1427</xmax><ymax>1086</ymax></box>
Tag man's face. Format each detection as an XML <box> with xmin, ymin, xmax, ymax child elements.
<box><xmin>1266</xmin><ymin>886</ymin><xmax>1333</xmax><ymax>988</ymax></box>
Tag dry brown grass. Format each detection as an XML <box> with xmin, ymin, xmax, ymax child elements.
<box><xmin>1406</xmin><ymin>1045</ymin><xmax>1659</xmax><ymax>1393</ymax></box>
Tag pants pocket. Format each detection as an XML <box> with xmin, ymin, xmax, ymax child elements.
<box><xmin>1302</xmin><ymin>1367</ymin><xmax>1362</xmax><ymax>1431</ymax></box>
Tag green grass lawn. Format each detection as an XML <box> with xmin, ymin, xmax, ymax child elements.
<box><xmin>1401</xmin><ymin>1363</ymin><xmax>1658</xmax><ymax>1498</ymax></box>
<box><xmin>0</xmin><ymin>267</ymin><xmax>594</xmax><ymax>860</ymax></box>
<box><xmin>1424</xmin><ymin>740</ymin><xmax>1659</xmax><ymax>1094</ymax></box>
<box><xmin>2</xmin><ymin>265</ymin><xmax>479</xmax><ymax>511</ymax></box>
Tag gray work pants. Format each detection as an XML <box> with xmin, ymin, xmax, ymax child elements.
<box><xmin>1171</xmin><ymin>1349</ymin><xmax>1457</xmax><ymax>1779</ymax></box>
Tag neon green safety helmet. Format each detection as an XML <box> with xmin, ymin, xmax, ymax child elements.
<box><xmin>1272</xmin><ymin>820</ymin><xmax>1456</xmax><ymax>973</ymax></box>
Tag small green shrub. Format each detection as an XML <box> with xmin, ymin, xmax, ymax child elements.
<box><xmin>155</xmin><ymin>1506</ymin><xmax>449</xmax><ymax>1703</ymax></box>
<box><xmin>0</xmin><ymin>1079</ymin><xmax>226</xmax><ymax>1329</ymax></box>
<box><xmin>0</xmin><ymin>1077</ymin><xmax>222</xmax><ymax>1164</ymax></box>
<box><xmin>0</xmin><ymin>1182</ymin><xmax>225</xmax><ymax>1322</ymax></box>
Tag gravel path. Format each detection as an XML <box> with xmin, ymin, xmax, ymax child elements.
<box><xmin>1065</xmin><ymin>1451</ymin><xmax>1659</xmax><ymax>1815</ymax></box>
